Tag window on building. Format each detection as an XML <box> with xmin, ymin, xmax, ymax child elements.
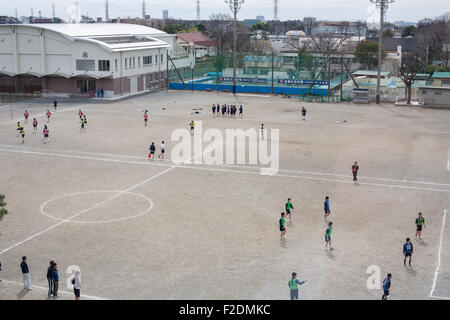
<box><xmin>422</xmin><ymin>90</ymin><xmax>427</xmax><ymax>94</ymax></box>
<box><xmin>138</xmin><ymin>57</ymin><xmax>141</xmax><ymax>67</ymax></box>
<box><xmin>161</xmin><ymin>54</ymin><xmax>164</xmax><ymax>64</ymax></box>
<box><xmin>143</xmin><ymin>56</ymin><xmax>152</xmax><ymax>65</ymax></box>
<box><xmin>133</xmin><ymin>57</ymin><xmax>136</xmax><ymax>68</ymax></box>
<box><xmin>98</xmin><ymin>60</ymin><xmax>110</xmax><ymax>72</ymax></box>
<box><xmin>150</xmin><ymin>73</ymin><xmax>153</xmax><ymax>81</ymax></box>
<box><xmin>434</xmin><ymin>90</ymin><xmax>442</xmax><ymax>95</ymax></box>
<box><xmin>161</xmin><ymin>72</ymin><xmax>164</xmax><ymax>80</ymax></box>
<box><xmin>125</xmin><ymin>58</ymin><xmax>128</xmax><ymax>69</ymax></box>
<box><xmin>76</xmin><ymin>60</ymin><xmax>95</xmax><ymax>71</ymax></box>
<box><xmin>155</xmin><ymin>55</ymin><xmax>158</xmax><ymax>64</ymax></box>
<box><xmin>115</xmin><ymin>59</ymin><xmax>118</xmax><ymax>71</ymax></box>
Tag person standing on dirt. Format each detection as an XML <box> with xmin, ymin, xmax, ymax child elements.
<box><xmin>415</xmin><ymin>212</ymin><xmax>425</xmax><ymax>239</ymax></box>
<box><xmin>403</xmin><ymin>238</ymin><xmax>413</xmax><ymax>267</ymax></box>
<box><xmin>301</xmin><ymin>107</ymin><xmax>306</xmax><ymax>121</ymax></box>
<box><xmin>52</xmin><ymin>263</ymin><xmax>59</xmax><ymax>297</ymax></box>
<box><xmin>289</xmin><ymin>272</ymin><xmax>307</xmax><ymax>300</ymax></box>
<box><xmin>352</xmin><ymin>162</ymin><xmax>359</xmax><ymax>182</ymax></box>
<box><xmin>149</xmin><ymin>142</ymin><xmax>156</xmax><ymax>160</ymax></box>
<box><xmin>47</xmin><ymin>260</ymin><xmax>55</xmax><ymax>296</ymax></box>
<box><xmin>53</xmin><ymin>100</ymin><xmax>57</xmax><ymax>111</ymax></box>
<box><xmin>382</xmin><ymin>274</ymin><xmax>392</xmax><ymax>300</ymax></box>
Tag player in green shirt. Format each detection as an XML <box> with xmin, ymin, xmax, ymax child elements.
<box><xmin>415</xmin><ymin>212</ymin><xmax>425</xmax><ymax>239</ymax></box>
<box><xmin>325</xmin><ymin>222</ymin><xmax>333</xmax><ymax>250</ymax></box>
<box><xmin>279</xmin><ymin>212</ymin><xmax>286</xmax><ymax>240</ymax></box>
<box><xmin>285</xmin><ymin>198</ymin><xmax>294</xmax><ymax>222</ymax></box>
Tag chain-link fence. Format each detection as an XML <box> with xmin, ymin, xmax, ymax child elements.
<box><xmin>168</xmin><ymin>51</ymin><xmax>349</xmax><ymax>100</ymax></box>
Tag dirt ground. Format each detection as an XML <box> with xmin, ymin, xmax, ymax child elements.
<box><xmin>0</xmin><ymin>90</ymin><xmax>449</xmax><ymax>300</ymax></box>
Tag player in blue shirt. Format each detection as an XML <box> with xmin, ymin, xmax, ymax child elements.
<box><xmin>382</xmin><ymin>273</ymin><xmax>392</xmax><ymax>300</ymax></box>
<box><xmin>324</xmin><ymin>196</ymin><xmax>330</xmax><ymax>219</ymax></box>
<box><xmin>403</xmin><ymin>238</ymin><xmax>413</xmax><ymax>266</ymax></box>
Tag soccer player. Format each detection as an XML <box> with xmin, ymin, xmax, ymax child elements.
<box><xmin>190</xmin><ymin>121</ymin><xmax>195</xmax><ymax>134</ymax></box>
<box><xmin>212</xmin><ymin>104</ymin><xmax>216</xmax><ymax>117</ymax></box>
<box><xmin>53</xmin><ymin>100</ymin><xmax>57</xmax><ymax>111</ymax></box>
<box><xmin>78</xmin><ymin>110</ymin><xmax>83</xmax><ymax>120</ymax></box>
<box><xmin>32</xmin><ymin>118</ymin><xmax>38</xmax><ymax>132</ymax></box>
<box><xmin>83</xmin><ymin>114</ymin><xmax>87</xmax><ymax>126</ymax></box>
<box><xmin>20</xmin><ymin>127</ymin><xmax>25</xmax><ymax>144</ymax></box>
<box><xmin>43</xmin><ymin>125</ymin><xmax>49</xmax><ymax>143</ymax></box>
<box><xmin>24</xmin><ymin>110</ymin><xmax>29</xmax><ymax>124</ymax></box>
<box><xmin>239</xmin><ymin>105</ymin><xmax>243</xmax><ymax>118</ymax></box>
<box><xmin>158</xmin><ymin>141</ymin><xmax>165</xmax><ymax>159</ymax></box>
<box><xmin>80</xmin><ymin>118</ymin><xmax>86</xmax><ymax>133</ymax></box>
<box><xmin>382</xmin><ymin>274</ymin><xmax>392</xmax><ymax>300</ymax></box>
<box><xmin>352</xmin><ymin>162</ymin><xmax>359</xmax><ymax>182</ymax></box>
<box><xmin>148</xmin><ymin>142</ymin><xmax>156</xmax><ymax>160</ymax></box>
<box><xmin>260</xmin><ymin>123</ymin><xmax>265</xmax><ymax>140</ymax></box>
<box><xmin>16</xmin><ymin>122</ymin><xmax>23</xmax><ymax>137</ymax></box>
<box><xmin>288</xmin><ymin>272</ymin><xmax>307</xmax><ymax>300</ymax></box>
<box><xmin>324</xmin><ymin>196</ymin><xmax>331</xmax><ymax>219</ymax></box>
<box><xmin>279</xmin><ymin>212</ymin><xmax>286</xmax><ymax>240</ymax></box>
<box><xmin>325</xmin><ymin>222</ymin><xmax>333</xmax><ymax>250</ymax></box>
<box><xmin>301</xmin><ymin>107</ymin><xmax>306</xmax><ymax>121</ymax></box>
<box><xmin>403</xmin><ymin>238</ymin><xmax>413</xmax><ymax>266</ymax></box>
<box><xmin>285</xmin><ymin>198</ymin><xmax>294</xmax><ymax>222</ymax></box>
<box><xmin>144</xmin><ymin>111</ymin><xmax>149</xmax><ymax>126</ymax></box>
<box><xmin>415</xmin><ymin>212</ymin><xmax>425</xmax><ymax>239</ymax></box>
<box><xmin>46</xmin><ymin>110</ymin><xmax>51</xmax><ymax>123</ymax></box>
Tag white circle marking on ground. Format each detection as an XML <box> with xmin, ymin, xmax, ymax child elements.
<box><xmin>40</xmin><ymin>190</ymin><xmax>154</xmax><ymax>224</ymax></box>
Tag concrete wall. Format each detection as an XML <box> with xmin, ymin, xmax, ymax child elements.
<box><xmin>419</xmin><ymin>87</ymin><xmax>450</xmax><ymax>106</ymax></box>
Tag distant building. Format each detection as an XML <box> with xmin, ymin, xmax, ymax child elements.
<box><xmin>0</xmin><ymin>16</ymin><xmax>20</xmax><ymax>24</ymax></box>
<box><xmin>256</xmin><ymin>15</ymin><xmax>265</xmax><ymax>22</ymax></box>
<box><xmin>163</xmin><ymin>10</ymin><xmax>169</xmax><ymax>20</ymax></box>
<box><xmin>311</xmin><ymin>21</ymin><xmax>367</xmax><ymax>38</ymax></box>
<box><xmin>176</xmin><ymin>32</ymin><xmax>216</xmax><ymax>58</ymax></box>
<box><xmin>244</xmin><ymin>19</ymin><xmax>260</xmax><ymax>28</ymax></box>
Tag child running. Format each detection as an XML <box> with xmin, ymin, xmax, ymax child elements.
<box><xmin>279</xmin><ymin>212</ymin><xmax>286</xmax><ymax>240</ymax></box>
<box><xmin>158</xmin><ymin>141</ymin><xmax>165</xmax><ymax>159</ymax></box>
<box><xmin>32</xmin><ymin>118</ymin><xmax>38</xmax><ymax>133</ymax></box>
<box><xmin>324</xmin><ymin>196</ymin><xmax>331</xmax><ymax>219</ymax></box>
<box><xmin>144</xmin><ymin>112</ymin><xmax>149</xmax><ymax>126</ymax></box>
<box><xmin>415</xmin><ymin>212</ymin><xmax>425</xmax><ymax>239</ymax></box>
<box><xmin>43</xmin><ymin>125</ymin><xmax>49</xmax><ymax>143</ymax></box>
<box><xmin>78</xmin><ymin>110</ymin><xmax>83</xmax><ymax>120</ymax></box>
<box><xmin>190</xmin><ymin>121</ymin><xmax>195</xmax><ymax>134</ymax></box>
<box><xmin>16</xmin><ymin>122</ymin><xmax>22</xmax><ymax>137</ymax></box>
<box><xmin>325</xmin><ymin>222</ymin><xmax>333</xmax><ymax>250</ymax></box>
<box><xmin>46</xmin><ymin>110</ymin><xmax>51</xmax><ymax>123</ymax></box>
<box><xmin>24</xmin><ymin>110</ymin><xmax>29</xmax><ymax>124</ymax></box>
<box><xmin>285</xmin><ymin>198</ymin><xmax>294</xmax><ymax>222</ymax></box>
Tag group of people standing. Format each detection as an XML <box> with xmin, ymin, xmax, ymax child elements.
<box><xmin>212</xmin><ymin>104</ymin><xmax>243</xmax><ymax>118</ymax></box>
<box><xmin>17</xmin><ymin>111</ymin><xmax>50</xmax><ymax>144</ymax></box>
<box><xmin>16</xmin><ymin>256</ymin><xmax>81</xmax><ymax>299</ymax></box>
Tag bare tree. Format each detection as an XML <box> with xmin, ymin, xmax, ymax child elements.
<box><xmin>394</xmin><ymin>52</ymin><xmax>425</xmax><ymax>104</ymax></box>
<box><xmin>206</xmin><ymin>13</ymin><xmax>233</xmax><ymax>52</ymax></box>
<box><xmin>303</xmin><ymin>17</ymin><xmax>316</xmax><ymax>36</ymax></box>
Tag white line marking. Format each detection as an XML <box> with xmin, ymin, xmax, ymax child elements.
<box><xmin>1</xmin><ymin>147</ymin><xmax>450</xmax><ymax>193</ymax></box>
<box><xmin>430</xmin><ymin>295</ymin><xmax>450</xmax><ymax>300</ymax></box>
<box><xmin>0</xmin><ymin>166</ymin><xmax>175</xmax><ymax>255</ymax></box>
<box><xmin>429</xmin><ymin>209</ymin><xmax>447</xmax><ymax>298</ymax></box>
<box><xmin>2</xmin><ymin>144</ymin><xmax>450</xmax><ymax>188</ymax></box>
<box><xmin>447</xmin><ymin>146</ymin><xmax>449</xmax><ymax>171</ymax></box>
<box><xmin>0</xmin><ymin>279</ymin><xmax>107</xmax><ymax>300</ymax></box>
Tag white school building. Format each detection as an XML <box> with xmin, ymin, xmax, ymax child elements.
<box><xmin>0</xmin><ymin>23</ymin><xmax>194</xmax><ymax>98</ymax></box>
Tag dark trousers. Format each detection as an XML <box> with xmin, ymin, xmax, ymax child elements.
<box><xmin>290</xmin><ymin>289</ymin><xmax>299</xmax><ymax>300</ymax></box>
<box><xmin>353</xmin><ymin>172</ymin><xmax>358</xmax><ymax>181</ymax></box>
<box><xmin>47</xmin><ymin>278</ymin><xmax>53</xmax><ymax>296</ymax></box>
<box><xmin>53</xmin><ymin>281</ymin><xmax>59</xmax><ymax>296</ymax></box>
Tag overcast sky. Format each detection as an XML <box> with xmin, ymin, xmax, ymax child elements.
<box><xmin>2</xmin><ymin>0</ymin><xmax>449</xmax><ymax>22</ymax></box>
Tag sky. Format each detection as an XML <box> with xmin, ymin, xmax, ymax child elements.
<box><xmin>2</xmin><ymin>0</ymin><xmax>449</xmax><ymax>23</ymax></box>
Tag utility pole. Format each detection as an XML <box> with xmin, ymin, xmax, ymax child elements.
<box><xmin>225</xmin><ymin>0</ymin><xmax>245</xmax><ymax>95</ymax></box>
<box><xmin>370</xmin><ymin>0</ymin><xmax>394</xmax><ymax>104</ymax></box>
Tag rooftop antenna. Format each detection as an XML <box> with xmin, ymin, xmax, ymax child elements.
<box><xmin>105</xmin><ymin>0</ymin><xmax>109</xmax><ymax>22</ymax></box>
<box><xmin>52</xmin><ymin>3</ymin><xmax>55</xmax><ymax>20</ymax></box>
<box><xmin>274</xmin><ymin>0</ymin><xmax>279</xmax><ymax>20</ymax></box>
<box><xmin>142</xmin><ymin>0</ymin><xmax>146</xmax><ymax>19</ymax></box>
<box><xmin>196</xmin><ymin>0</ymin><xmax>200</xmax><ymax>20</ymax></box>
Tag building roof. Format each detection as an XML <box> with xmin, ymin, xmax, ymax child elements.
<box><xmin>176</xmin><ymin>32</ymin><xmax>215</xmax><ymax>47</ymax></box>
<box><xmin>0</xmin><ymin>23</ymin><xmax>170</xmax><ymax>52</ymax></box>
<box><xmin>366</xmin><ymin>37</ymin><xmax>417</xmax><ymax>52</ymax></box>
<box><xmin>431</xmin><ymin>72</ymin><xmax>450</xmax><ymax>79</ymax></box>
